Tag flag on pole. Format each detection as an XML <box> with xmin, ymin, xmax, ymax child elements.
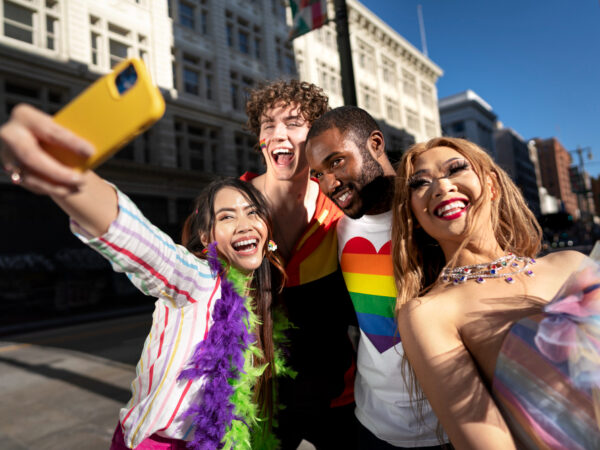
<box><xmin>288</xmin><ymin>0</ymin><xmax>328</xmax><ymax>40</ymax></box>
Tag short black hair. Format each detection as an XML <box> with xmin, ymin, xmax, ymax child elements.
<box><xmin>306</xmin><ymin>105</ymin><xmax>381</xmax><ymax>149</ymax></box>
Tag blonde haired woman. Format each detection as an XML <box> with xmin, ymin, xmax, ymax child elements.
<box><xmin>392</xmin><ymin>137</ymin><xmax>600</xmax><ymax>448</ymax></box>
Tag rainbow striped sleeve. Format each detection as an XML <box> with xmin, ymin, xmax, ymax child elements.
<box><xmin>340</xmin><ymin>237</ymin><xmax>399</xmax><ymax>354</ymax></box>
<box><xmin>71</xmin><ymin>188</ymin><xmax>215</xmax><ymax>307</ymax></box>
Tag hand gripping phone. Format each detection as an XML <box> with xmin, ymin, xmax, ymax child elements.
<box><xmin>45</xmin><ymin>58</ymin><xmax>165</xmax><ymax>171</ymax></box>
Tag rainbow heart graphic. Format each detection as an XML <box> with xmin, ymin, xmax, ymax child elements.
<box><xmin>341</xmin><ymin>237</ymin><xmax>400</xmax><ymax>353</ymax></box>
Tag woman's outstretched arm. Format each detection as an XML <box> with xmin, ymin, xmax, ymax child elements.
<box><xmin>0</xmin><ymin>104</ymin><xmax>117</xmax><ymax>236</ymax></box>
<box><xmin>398</xmin><ymin>298</ymin><xmax>516</xmax><ymax>450</ymax></box>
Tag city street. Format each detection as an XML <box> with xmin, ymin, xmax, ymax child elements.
<box><xmin>0</xmin><ymin>314</ymin><xmax>314</xmax><ymax>450</ymax></box>
<box><xmin>0</xmin><ymin>314</ymin><xmax>151</xmax><ymax>449</ymax></box>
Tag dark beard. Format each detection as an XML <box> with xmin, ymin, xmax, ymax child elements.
<box><xmin>349</xmin><ymin>150</ymin><xmax>393</xmax><ymax>219</ymax></box>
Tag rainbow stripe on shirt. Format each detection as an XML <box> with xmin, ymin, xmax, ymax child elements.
<box><xmin>340</xmin><ymin>237</ymin><xmax>399</xmax><ymax>354</ymax></box>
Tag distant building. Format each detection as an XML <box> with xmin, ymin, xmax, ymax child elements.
<box><xmin>292</xmin><ymin>0</ymin><xmax>444</xmax><ymax>163</ymax></box>
<box><xmin>439</xmin><ymin>90</ymin><xmax>497</xmax><ymax>158</ymax></box>
<box><xmin>494</xmin><ymin>127</ymin><xmax>540</xmax><ymax>217</ymax></box>
<box><xmin>533</xmin><ymin>137</ymin><xmax>578</xmax><ymax>218</ymax></box>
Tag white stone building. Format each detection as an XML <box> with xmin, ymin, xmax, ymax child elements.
<box><xmin>292</xmin><ymin>0</ymin><xmax>444</xmax><ymax>163</ymax></box>
<box><xmin>0</xmin><ymin>0</ymin><xmax>293</xmax><ymax>233</ymax></box>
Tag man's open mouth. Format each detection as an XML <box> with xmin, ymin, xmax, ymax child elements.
<box><xmin>272</xmin><ymin>149</ymin><xmax>294</xmax><ymax>166</ymax></box>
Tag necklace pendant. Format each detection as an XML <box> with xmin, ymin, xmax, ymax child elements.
<box><xmin>476</xmin><ymin>277</ymin><xmax>485</xmax><ymax>284</ymax></box>
<box><xmin>526</xmin><ymin>270</ymin><xmax>534</xmax><ymax>277</ymax></box>
<box><xmin>505</xmin><ymin>276</ymin><xmax>515</xmax><ymax>284</ymax></box>
<box><xmin>490</xmin><ymin>268</ymin><xmax>497</xmax><ymax>275</ymax></box>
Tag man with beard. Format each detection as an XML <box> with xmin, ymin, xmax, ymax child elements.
<box><xmin>305</xmin><ymin>106</ymin><xmax>444</xmax><ymax>449</ymax></box>
<box><xmin>243</xmin><ymin>81</ymin><xmax>358</xmax><ymax>449</ymax></box>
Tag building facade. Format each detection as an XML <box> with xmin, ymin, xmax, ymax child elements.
<box><xmin>0</xmin><ymin>0</ymin><xmax>294</xmax><ymax>321</ymax></box>
<box><xmin>533</xmin><ymin>137</ymin><xmax>578</xmax><ymax>218</ymax></box>
<box><xmin>494</xmin><ymin>127</ymin><xmax>541</xmax><ymax>217</ymax></box>
<box><xmin>439</xmin><ymin>89</ymin><xmax>497</xmax><ymax>158</ymax></box>
<box><xmin>292</xmin><ymin>0</ymin><xmax>444</xmax><ymax>164</ymax></box>
<box><xmin>0</xmin><ymin>0</ymin><xmax>294</xmax><ymax>236</ymax></box>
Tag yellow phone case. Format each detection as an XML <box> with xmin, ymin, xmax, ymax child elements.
<box><xmin>45</xmin><ymin>58</ymin><xmax>165</xmax><ymax>171</ymax></box>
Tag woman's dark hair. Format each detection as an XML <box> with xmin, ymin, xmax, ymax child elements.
<box><xmin>181</xmin><ymin>177</ymin><xmax>286</xmax><ymax>428</ymax></box>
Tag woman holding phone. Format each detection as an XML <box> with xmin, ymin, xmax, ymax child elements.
<box><xmin>0</xmin><ymin>104</ymin><xmax>292</xmax><ymax>450</ymax></box>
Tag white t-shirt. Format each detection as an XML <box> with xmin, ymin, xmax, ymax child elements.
<box><xmin>337</xmin><ymin>211</ymin><xmax>441</xmax><ymax>447</ymax></box>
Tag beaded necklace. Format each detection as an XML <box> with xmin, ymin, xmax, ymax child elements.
<box><xmin>441</xmin><ymin>252</ymin><xmax>536</xmax><ymax>285</ymax></box>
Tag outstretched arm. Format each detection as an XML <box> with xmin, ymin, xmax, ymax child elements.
<box><xmin>0</xmin><ymin>104</ymin><xmax>117</xmax><ymax>236</ymax></box>
<box><xmin>398</xmin><ymin>299</ymin><xmax>516</xmax><ymax>450</ymax></box>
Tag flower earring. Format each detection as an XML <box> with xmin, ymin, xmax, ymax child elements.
<box><xmin>267</xmin><ymin>240</ymin><xmax>278</xmax><ymax>252</ymax></box>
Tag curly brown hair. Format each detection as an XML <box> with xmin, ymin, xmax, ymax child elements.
<box><xmin>245</xmin><ymin>79</ymin><xmax>329</xmax><ymax>138</ymax></box>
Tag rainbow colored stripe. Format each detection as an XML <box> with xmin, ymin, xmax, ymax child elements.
<box><xmin>340</xmin><ymin>237</ymin><xmax>399</xmax><ymax>353</ymax></box>
<box><xmin>493</xmin><ymin>315</ymin><xmax>600</xmax><ymax>449</ymax></box>
<box><xmin>259</xmin><ymin>139</ymin><xmax>267</xmax><ymax>150</ymax></box>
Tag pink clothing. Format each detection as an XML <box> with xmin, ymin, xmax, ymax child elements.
<box><xmin>110</xmin><ymin>423</ymin><xmax>188</xmax><ymax>450</ymax></box>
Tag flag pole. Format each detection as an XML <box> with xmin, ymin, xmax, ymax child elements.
<box><xmin>333</xmin><ymin>0</ymin><xmax>357</xmax><ymax>106</ymax></box>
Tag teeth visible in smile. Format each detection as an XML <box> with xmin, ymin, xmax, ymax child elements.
<box><xmin>233</xmin><ymin>239</ymin><xmax>257</xmax><ymax>249</ymax></box>
<box><xmin>435</xmin><ymin>201</ymin><xmax>466</xmax><ymax>217</ymax></box>
<box><xmin>338</xmin><ymin>191</ymin><xmax>350</xmax><ymax>202</ymax></box>
<box><xmin>273</xmin><ymin>149</ymin><xmax>293</xmax><ymax>155</ymax></box>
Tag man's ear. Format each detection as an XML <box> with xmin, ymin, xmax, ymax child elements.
<box><xmin>367</xmin><ymin>130</ymin><xmax>385</xmax><ymax>158</ymax></box>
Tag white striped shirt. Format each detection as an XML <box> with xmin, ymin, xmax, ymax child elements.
<box><xmin>72</xmin><ymin>189</ymin><xmax>221</xmax><ymax>448</ymax></box>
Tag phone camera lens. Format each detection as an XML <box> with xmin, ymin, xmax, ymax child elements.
<box><xmin>115</xmin><ymin>64</ymin><xmax>138</xmax><ymax>95</ymax></box>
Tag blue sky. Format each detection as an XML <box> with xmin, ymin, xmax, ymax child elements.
<box><xmin>360</xmin><ymin>0</ymin><xmax>600</xmax><ymax>175</ymax></box>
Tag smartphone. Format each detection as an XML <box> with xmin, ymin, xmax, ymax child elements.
<box><xmin>44</xmin><ymin>58</ymin><xmax>165</xmax><ymax>171</ymax></box>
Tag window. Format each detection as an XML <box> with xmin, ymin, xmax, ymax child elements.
<box><xmin>238</xmin><ymin>29</ymin><xmax>249</xmax><ymax>54</ymax></box>
<box><xmin>109</xmin><ymin>39</ymin><xmax>128</xmax><ymax>68</ymax></box>
<box><xmin>275</xmin><ymin>37</ymin><xmax>295</xmax><ymax>74</ymax></box>
<box><xmin>230</xmin><ymin>72</ymin><xmax>253</xmax><ymax>111</ymax></box>
<box><xmin>402</xmin><ymin>69</ymin><xmax>416</xmax><ymax>97</ymax></box>
<box><xmin>89</xmin><ymin>16</ymin><xmax>147</xmax><ymax>71</ymax></box>
<box><xmin>405</xmin><ymin>107</ymin><xmax>420</xmax><ymax>132</ymax></box>
<box><xmin>317</xmin><ymin>60</ymin><xmax>340</xmax><ymax>96</ymax></box>
<box><xmin>4</xmin><ymin>1</ymin><xmax>34</xmax><ymax>44</ymax></box>
<box><xmin>178</xmin><ymin>1</ymin><xmax>194</xmax><ymax>29</ymax></box>
<box><xmin>271</xmin><ymin>0</ymin><xmax>286</xmax><ymax>21</ymax></box>
<box><xmin>3</xmin><ymin>77</ymin><xmax>67</xmax><ymax>118</ymax></box>
<box><xmin>356</xmin><ymin>39</ymin><xmax>375</xmax><ymax>73</ymax></box>
<box><xmin>3</xmin><ymin>0</ymin><xmax>60</xmax><ymax>51</ymax></box>
<box><xmin>424</xmin><ymin>118</ymin><xmax>436</xmax><ymax>138</ymax></box>
<box><xmin>235</xmin><ymin>132</ymin><xmax>262</xmax><ymax>174</ymax></box>
<box><xmin>175</xmin><ymin>118</ymin><xmax>220</xmax><ymax>172</ymax></box>
<box><xmin>421</xmin><ymin>83</ymin><xmax>433</xmax><ymax>108</ymax></box>
<box><xmin>361</xmin><ymin>84</ymin><xmax>378</xmax><ymax>113</ymax></box>
<box><xmin>174</xmin><ymin>51</ymin><xmax>214</xmax><ymax>100</ymax></box>
<box><xmin>316</xmin><ymin>24</ymin><xmax>336</xmax><ymax>49</ymax></box>
<box><xmin>226</xmin><ymin>11</ymin><xmax>264</xmax><ymax>60</ymax></box>
<box><xmin>175</xmin><ymin>0</ymin><xmax>208</xmax><ymax>34</ymax></box>
<box><xmin>385</xmin><ymin>97</ymin><xmax>400</xmax><ymax>123</ymax></box>
<box><xmin>382</xmin><ymin>56</ymin><xmax>396</xmax><ymax>86</ymax></box>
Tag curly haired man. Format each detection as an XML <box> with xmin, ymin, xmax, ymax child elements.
<box><xmin>243</xmin><ymin>80</ymin><xmax>358</xmax><ymax>449</ymax></box>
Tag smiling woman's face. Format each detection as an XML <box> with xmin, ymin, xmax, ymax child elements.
<box><xmin>409</xmin><ymin>146</ymin><xmax>492</xmax><ymax>245</ymax></box>
<box><xmin>201</xmin><ymin>187</ymin><xmax>267</xmax><ymax>273</ymax></box>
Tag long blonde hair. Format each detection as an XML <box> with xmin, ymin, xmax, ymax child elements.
<box><xmin>392</xmin><ymin>137</ymin><xmax>542</xmax><ymax>310</ymax></box>
<box><xmin>391</xmin><ymin>137</ymin><xmax>542</xmax><ymax>439</ymax></box>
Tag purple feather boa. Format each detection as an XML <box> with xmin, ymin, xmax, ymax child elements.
<box><xmin>178</xmin><ymin>242</ymin><xmax>255</xmax><ymax>449</ymax></box>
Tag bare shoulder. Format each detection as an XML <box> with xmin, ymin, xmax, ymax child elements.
<box><xmin>537</xmin><ymin>250</ymin><xmax>587</xmax><ymax>273</ymax></box>
<box><xmin>398</xmin><ymin>290</ymin><xmax>459</xmax><ymax>338</ymax></box>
